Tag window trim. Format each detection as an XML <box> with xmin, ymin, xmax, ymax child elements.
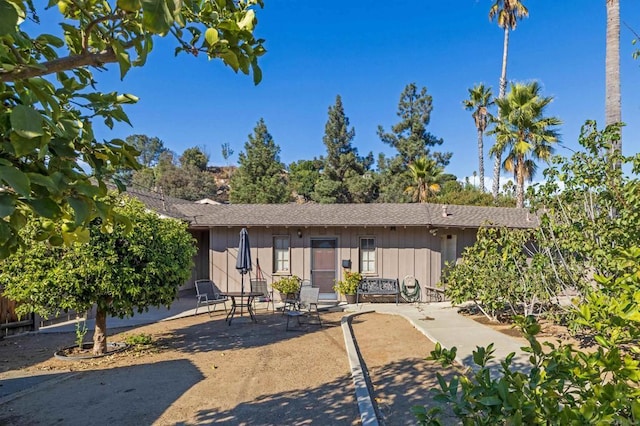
<box><xmin>441</xmin><ymin>234</ymin><xmax>457</xmax><ymax>270</ymax></box>
<box><xmin>359</xmin><ymin>236</ymin><xmax>377</xmax><ymax>276</ymax></box>
<box><xmin>273</xmin><ymin>235</ymin><xmax>291</xmax><ymax>275</ymax></box>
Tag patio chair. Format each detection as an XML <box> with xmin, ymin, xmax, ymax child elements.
<box><xmin>195</xmin><ymin>279</ymin><xmax>228</xmax><ymax>316</ymax></box>
<box><xmin>285</xmin><ymin>286</ymin><xmax>321</xmax><ymax>331</ymax></box>
<box><xmin>282</xmin><ymin>278</ymin><xmax>311</xmax><ymax>314</ymax></box>
<box><xmin>250</xmin><ymin>279</ymin><xmax>274</xmax><ymax>313</ymax></box>
<box><xmin>299</xmin><ymin>286</ymin><xmax>321</xmax><ymax>327</ymax></box>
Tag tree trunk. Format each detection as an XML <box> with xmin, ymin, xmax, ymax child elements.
<box><xmin>93</xmin><ymin>307</ymin><xmax>108</xmax><ymax>355</ymax></box>
<box><xmin>605</xmin><ymin>0</ymin><xmax>621</xmax><ymax>155</ymax></box>
<box><xmin>492</xmin><ymin>27</ymin><xmax>510</xmax><ymax>200</ymax></box>
<box><xmin>477</xmin><ymin>127</ymin><xmax>485</xmax><ymax>192</ymax></box>
<box><xmin>516</xmin><ymin>156</ymin><xmax>525</xmax><ymax>208</ymax></box>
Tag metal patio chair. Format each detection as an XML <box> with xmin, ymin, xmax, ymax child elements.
<box><xmin>250</xmin><ymin>279</ymin><xmax>274</xmax><ymax>313</ymax></box>
<box><xmin>195</xmin><ymin>279</ymin><xmax>228</xmax><ymax>316</ymax></box>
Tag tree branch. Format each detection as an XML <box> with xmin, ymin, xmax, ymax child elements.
<box><xmin>0</xmin><ymin>49</ymin><xmax>116</xmax><ymax>83</ymax></box>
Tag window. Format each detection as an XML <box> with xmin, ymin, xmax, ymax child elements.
<box><xmin>273</xmin><ymin>236</ymin><xmax>290</xmax><ymax>273</ymax></box>
<box><xmin>360</xmin><ymin>237</ymin><xmax>376</xmax><ymax>274</ymax></box>
<box><xmin>441</xmin><ymin>234</ymin><xmax>457</xmax><ymax>269</ymax></box>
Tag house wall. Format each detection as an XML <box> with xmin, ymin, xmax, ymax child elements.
<box><xmin>206</xmin><ymin>225</ymin><xmax>478</xmax><ymax>301</ymax></box>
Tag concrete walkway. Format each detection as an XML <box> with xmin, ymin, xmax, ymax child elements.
<box><xmin>345</xmin><ymin>302</ymin><xmax>529</xmax><ymax>374</ymax></box>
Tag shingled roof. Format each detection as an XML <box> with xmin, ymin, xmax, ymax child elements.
<box><xmin>170</xmin><ymin>202</ymin><xmax>536</xmax><ymax>229</ymax></box>
<box><xmin>125</xmin><ymin>187</ymin><xmax>536</xmax><ymax>229</ymax></box>
<box><xmin>122</xmin><ymin>187</ymin><xmax>192</xmax><ymax>220</ymax></box>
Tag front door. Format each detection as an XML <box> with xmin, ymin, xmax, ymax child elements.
<box><xmin>311</xmin><ymin>238</ymin><xmax>337</xmax><ymax>298</ymax></box>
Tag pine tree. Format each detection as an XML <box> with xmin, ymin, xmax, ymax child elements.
<box><xmin>313</xmin><ymin>95</ymin><xmax>375</xmax><ymax>203</ymax></box>
<box><xmin>376</xmin><ymin>83</ymin><xmax>451</xmax><ymax>202</ymax></box>
<box><xmin>230</xmin><ymin>119</ymin><xmax>289</xmax><ymax>203</ymax></box>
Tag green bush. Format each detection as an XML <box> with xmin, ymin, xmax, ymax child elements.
<box><xmin>333</xmin><ymin>271</ymin><xmax>362</xmax><ymax>295</ymax></box>
<box><xmin>272</xmin><ymin>276</ymin><xmax>301</xmax><ymax>294</ymax></box>
<box><xmin>423</xmin><ymin>248</ymin><xmax>640</xmax><ymax>425</ymax></box>
<box><xmin>125</xmin><ymin>333</ymin><xmax>153</xmax><ymax>347</ymax></box>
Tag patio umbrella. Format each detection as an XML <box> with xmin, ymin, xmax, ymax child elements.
<box><xmin>235</xmin><ymin>228</ymin><xmax>252</xmax><ymax>317</ymax></box>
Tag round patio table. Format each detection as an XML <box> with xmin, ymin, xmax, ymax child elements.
<box><xmin>221</xmin><ymin>292</ymin><xmax>262</xmax><ymax>325</ymax></box>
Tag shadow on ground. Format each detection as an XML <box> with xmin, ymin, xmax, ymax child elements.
<box><xmin>0</xmin><ymin>359</ymin><xmax>203</xmax><ymax>425</ymax></box>
<box><xmin>182</xmin><ymin>373</ymin><xmax>358</xmax><ymax>425</ymax></box>
<box><xmin>154</xmin><ymin>310</ymin><xmax>342</xmax><ymax>355</ymax></box>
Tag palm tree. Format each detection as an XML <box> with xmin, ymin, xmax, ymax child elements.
<box><xmin>488</xmin><ymin>82</ymin><xmax>561</xmax><ymax>208</ymax></box>
<box><xmin>605</xmin><ymin>0</ymin><xmax>621</xmax><ymax>156</ymax></box>
<box><xmin>489</xmin><ymin>0</ymin><xmax>529</xmax><ymax>200</ymax></box>
<box><xmin>405</xmin><ymin>157</ymin><xmax>443</xmax><ymax>203</ymax></box>
<box><xmin>463</xmin><ymin>84</ymin><xmax>494</xmax><ymax>193</ymax></box>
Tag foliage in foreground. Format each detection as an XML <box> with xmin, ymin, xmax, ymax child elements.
<box><xmin>0</xmin><ymin>0</ymin><xmax>264</xmax><ymax>257</ymax></box>
<box><xmin>442</xmin><ymin>123</ymin><xmax>638</xmax><ymax>322</ymax></box>
<box><xmin>417</xmin><ymin>248</ymin><xmax>640</xmax><ymax>425</ymax></box>
<box><xmin>0</xmin><ymin>194</ymin><xmax>196</xmax><ymax>354</ymax></box>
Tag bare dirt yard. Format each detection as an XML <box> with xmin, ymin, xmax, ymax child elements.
<box><xmin>0</xmin><ymin>309</ymin><xmax>457</xmax><ymax>425</ymax></box>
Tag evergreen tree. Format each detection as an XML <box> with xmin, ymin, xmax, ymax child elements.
<box><xmin>230</xmin><ymin>119</ymin><xmax>289</xmax><ymax>203</ymax></box>
<box><xmin>288</xmin><ymin>159</ymin><xmax>322</xmax><ymax>202</ymax></box>
<box><xmin>376</xmin><ymin>83</ymin><xmax>451</xmax><ymax>202</ymax></box>
<box><xmin>126</xmin><ymin>134</ymin><xmax>167</xmax><ymax>168</ymax></box>
<box><xmin>314</xmin><ymin>95</ymin><xmax>376</xmax><ymax>203</ymax></box>
<box><xmin>180</xmin><ymin>146</ymin><xmax>209</xmax><ymax>171</ymax></box>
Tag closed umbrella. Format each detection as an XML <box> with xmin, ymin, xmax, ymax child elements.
<box><xmin>235</xmin><ymin>228</ymin><xmax>252</xmax><ymax>317</ymax></box>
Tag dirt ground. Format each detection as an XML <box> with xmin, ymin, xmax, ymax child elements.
<box><xmin>0</xmin><ymin>309</ymin><xmax>457</xmax><ymax>425</ymax></box>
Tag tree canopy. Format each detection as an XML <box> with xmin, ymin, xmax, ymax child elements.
<box><xmin>314</xmin><ymin>95</ymin><xmax>376</xmax><ymax>203</ymax></box>
<box><xmin>0</xmin><ymin>0</ymin><xmax>265</xmax><ymax>257</ymax></box>
<box><xmin>229</xmin><ymin>119</ymin><xmax>288</xmax><ymax>203</ymax></box>
<box><xmin>377</xmin><ymin>83</ymin><xmax>451</xmax><ymax>202</ymax></box>
<box><xmin>0</xmin><ymin>193</ymin><xmax>196</xmax><ymax>354</ymax></box>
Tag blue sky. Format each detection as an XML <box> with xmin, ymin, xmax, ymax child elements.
<box><xmin>86</xmin><ymin>1</ymin><xmax>640</xmax><ymax>184</ymax></box>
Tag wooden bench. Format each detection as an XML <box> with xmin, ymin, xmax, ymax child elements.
<box><xmin>356</xmin><ymin>278</ymin><xmax>400</xmax><ymax>305</ymax></box>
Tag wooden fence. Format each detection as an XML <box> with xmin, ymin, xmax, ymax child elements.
<box><xmin>0</xmin><ymin>292</ymin><xmax>35</xmax><ymax>337</ymax></box>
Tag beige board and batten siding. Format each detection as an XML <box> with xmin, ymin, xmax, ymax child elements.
<box><xmin>208</xmin><ymin>225</ymin><xmax>448</xmax><ymax>297</ymax></box>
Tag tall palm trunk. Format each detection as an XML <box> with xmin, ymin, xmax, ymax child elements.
<box><xmin>492</xmin><ymin>27</ymin><xmax>510</xmax><ymax>200</ymax></box>
<box><xmin>605</xmin><ymin>0</ymin><xmax>621</xmax><ymax>155</ymax></box>
<box><xmin>516</xmin><ymin>155</ymin><xmax>525</xmax><ymax>208</ymax></box>
<box><xmin>477</xmin><ymin>127</ymin><xmax>485</xmax><ymax>192</ymax></box>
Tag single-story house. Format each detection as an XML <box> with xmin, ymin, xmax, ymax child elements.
<box><xmin>128</xmin><ymin>188</ymin><xmax>536</xmax><ymax>302</ymax></box>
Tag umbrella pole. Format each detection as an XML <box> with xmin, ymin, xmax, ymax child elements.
<box><xmin>241</xmin><ymin>274</ymin><xmax>244</xmax><ymax>318</ymax></box>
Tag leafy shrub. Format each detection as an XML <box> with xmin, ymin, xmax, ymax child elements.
<box><xmin>333</xmin><ymin>271</ymin><xmax>362</xmax><ymax>295</ymax></box>
<box><xmin>125</xmin><ymin>333</ymin><xmax>153</xmax><ymax>347</ymax></box>
<box><xmin>272</xmin><ymin>276</ymin><xmax>301</xmax><ymax>294</ymax></box>
<box><xmin>424</xmin><ymin>248</ymin><xmax>640</xmax><ymax>425</ymax></box>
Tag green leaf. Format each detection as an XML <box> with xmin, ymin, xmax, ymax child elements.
<box><xmin>111</xmin><ymin>40</ymin><xmax>131</xmax><ymax>80</ymax></box>
<box><xmin>29</xmin><ymin>198</ymin><xmax>62</xmax><ymax>218</ymax></box>
<box><xmin>26</xmin><ymin>173</ymin><xmax>57</xmax><ymax>192</ymax></box>
<box><xmin>141</xmin><ymin>0</ymin><xmax>173</xmax><ymax>34</ymax></box>
<box><xmin>48</xmin><ymin>235</ymin><xmax>64</xmax><ymax>246</ymax></box>
<box><xmin>221</xmin><ymin>50</ymin><xmax>239</xmax><ymax>71</ymax></box>
<box><xmin>479</xmin><ymin>396</ymin><xmax>503</xmax><ymax>406</ymax></box>
<box><xmin>251</xmin><ymin>60</ymin><xmax>262</xmax><ymax>85</ymax></box>
<box><xmin>0</xmin><ymin>165</ymin><xmax>31</xmax><ymax>196</ymax></box>
<box><xmin>0</xmin><ymin>0</ymin><xmax>19</xmax><ymax>36</ymax></box>
<box><xmin>9</xmin><ymin>132</ymin><xmax>42</xmax><ymax>156</ymax></box>
<box><xmin>68</xmin><ymin>197</ymin><xmax>91</xmax><ymax>225</ymax></box>
<box><xmin>0</xmin><ymin>193</ymin><xmax>16</xmax><ymax>217</ymax></box>
<box><xmin>10</xmin><ymin>105</ymin><xmax>44</xmax><ymax>139</ymax></box>
<box><xmin>117</xmin><ymin>0</ymin><xmax>141</xmax><ymax>12</ymax></box>
<box><xmin>632</xmin><ymin>400</ymin><xmax>640</xmax><ymax>422</ymax></box>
